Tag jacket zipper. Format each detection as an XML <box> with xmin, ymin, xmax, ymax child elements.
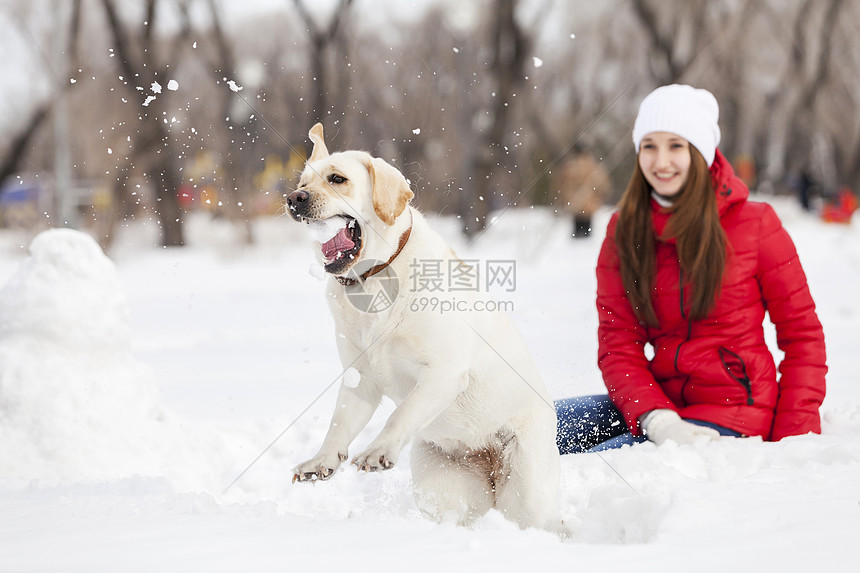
<box><xmin>673</xmin><ymin>263</ymin><xmax>754</xmax><ymax>408</ymax></box>
<box><xmin>718</xmin><ymin>347</ymin><xmax>754</xmax><ymax>405</ymax></box>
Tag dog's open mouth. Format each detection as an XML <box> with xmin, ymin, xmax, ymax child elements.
<box><xmin>305</xmin><ymin>215</ymin><xmax>362</xmax><ymax>273</ymax></box>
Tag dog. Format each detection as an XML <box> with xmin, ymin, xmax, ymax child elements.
<box><xmin>287</xmin><ymin>123</ymin><xmax>560</xmax><ymax>530</ymax></box>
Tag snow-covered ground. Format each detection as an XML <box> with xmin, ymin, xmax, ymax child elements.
<box><xmin>0</xmin><ymin>197</ymin><xmax>858</xmax><ymax>571</ymax></box>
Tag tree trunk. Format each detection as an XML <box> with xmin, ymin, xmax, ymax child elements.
<box><xmin>151</xmin><ymin>152</ymin><xmax>185</xmax><ymax>246</ymax></box>
<box><xmin>463</xmin><ymin>0</ymin><xmax>527</xmax><ymax>237</ymax></box>
<box><xmin>0</xmin><ymin>106</ymin><xmax>49</xmax><ymax>186</ymax></box>
<box><xmin>100</xmin><ymin>0</ymin><xmax>186</xmax><ymax>247</ymax></box>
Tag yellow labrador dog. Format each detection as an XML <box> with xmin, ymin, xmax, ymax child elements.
<box><xmin>288</xmin><ymin>124</ymin><xmax>560</xmax><ymax>530</ymax></box>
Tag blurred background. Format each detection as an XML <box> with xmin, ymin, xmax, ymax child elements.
<box><xmin>0</xmin><ymin>0</ymin><xmax>857</xmax><ymax>249</ymax></box>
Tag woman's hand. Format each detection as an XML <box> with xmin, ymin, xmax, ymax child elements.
<box><xmin>640</xmin><ymin>409</ymin><xmax>721</xmax><ymax>445</ymax></box>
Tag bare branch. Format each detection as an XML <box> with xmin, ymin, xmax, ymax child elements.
<box><xmin>630</xmin><ymin>0</ymin><xmax>680</xmax><ymax>82</ymax></box>
<box><xmin>100</xmin><ymin>0</ymin><xmax>139</xmax><ymax>82</ymax></box>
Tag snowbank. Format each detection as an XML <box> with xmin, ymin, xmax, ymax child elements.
<box><xmin>0</xmin><ymin>229</ymin><xmax>226</xmax><ymax>489</ymax></box>
<box><xmin>0</xmin><ymin>205</ymin><xmax>858</xmax><ymax>571</ymax></box>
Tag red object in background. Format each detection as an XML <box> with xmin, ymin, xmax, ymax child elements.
<box><xmin>821</xmin><ymin>187</ymin><xmax>858</xmax><ymax>224</ymax></box>
<box><xmin>177</xmin><ymin>184</ymin><xmax>196</xmax><ymax>207</ymax></box>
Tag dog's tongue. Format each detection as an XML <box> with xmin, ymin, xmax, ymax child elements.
<box><xmin>321</xmin><ymin>227</ymin><xmax>355</xmax><ymax>260</ymax></box>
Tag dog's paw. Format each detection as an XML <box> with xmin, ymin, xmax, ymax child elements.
<box><xmin>351</xmin><ymin>448</ymin><xmax>396</xmax><ymax>473</ymax></box>
<box><xmin>292</xmin><ymin>451</ymin><xmax>347</xmax><ymax>483</ymax></box>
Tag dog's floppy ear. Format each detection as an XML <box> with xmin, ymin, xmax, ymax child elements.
<box><xmin>308</xmin><ymin>123</ymin><xmax>329</xmax><ymax>163</ymax></box>
<box><xmin>366</xmin><ymin>157</ymin><xmax>414</xmax><ymax>226</ymax></box>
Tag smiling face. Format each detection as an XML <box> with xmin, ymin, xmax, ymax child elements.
<box><xmin>637</xmin><ymin>132</ymin><xmax>692</xmax><ymax>197</ymax></box>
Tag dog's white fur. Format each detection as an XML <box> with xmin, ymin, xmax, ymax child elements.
<box><xmin>289</xmin><ymin>124</ymin><xmax>560</xmax><ymax>530</ymax></box>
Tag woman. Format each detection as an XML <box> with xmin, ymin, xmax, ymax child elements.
<box><xmin>556</xmin><ymin>84</ymin><xmax>827</xmax><ymax>453</ymax></box>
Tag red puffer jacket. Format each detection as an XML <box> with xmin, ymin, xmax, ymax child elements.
<box><xmin>596</xmin><ymin>150</ymin><xmax>827</xmax><ymax>441</ymax></box>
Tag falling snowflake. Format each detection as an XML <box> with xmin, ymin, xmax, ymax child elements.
<box><xmin>342</xmin><ymin>368</ymin><xmax>361</xmax><ymax>389</ymax></box>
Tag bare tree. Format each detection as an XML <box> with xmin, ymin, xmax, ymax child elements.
<box><xmin>0</xmin><ymin>108</ymin><xmax>49</xmax><ymax>187</ymax></box>
<box><xmin>830</xmin><ymin>1</ymin><xmax>860</xmax><ymax>191</ymax></box>
<box><xmin>5</xmin><ymin>0</ymin><xmax>858</xmax><ymax>245</ymax></box>
<box><xmin>190</xmin><ymin>0</ymin><xmax>256</xmax><ymax>244</ymax></box>
<box><xmin>767</xmin><ymin>0</ymin><xmax>844</xmax><ymax>190</ymax></box>
<box><xmin>462</xmin><ymin>0</ymin><xmax>529</xmax><ymax>236</ymax></box>
<box><xmin>629</xmin><ymin>0</ymin><xmax>697</xmax><ymax>84</ymax></box>
<box><xmin>292</xmin><ymin>0</ymin><xmax>355</xmax><ymax>131</ymax></box>
<box><xmin>99</xmin><ymin>0</ymin><xmax>188</xmax><ymax>247</ymax></box>
<box><xmin>0</xmin><ymin>0</ymin><xmax>82</xmax><ymax>189</ymax></box>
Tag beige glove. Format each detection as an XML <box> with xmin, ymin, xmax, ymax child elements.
<box><xmin>640</xmin><ymin>409</ymin><xmax>720</xmax><ymax>445</ymax></box>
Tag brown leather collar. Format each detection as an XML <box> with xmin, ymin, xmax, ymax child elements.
<box><xmin>335</xmin><ymin>225</ymin><xmax>412</xmax><ymax>286</ymax></box>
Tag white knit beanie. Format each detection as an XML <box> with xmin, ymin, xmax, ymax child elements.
<box><xmin>632</xmin><ymin>84</ymin><xmax>721</xmax><ymax>166</ymax></box>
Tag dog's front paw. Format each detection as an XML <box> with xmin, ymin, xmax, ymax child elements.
<box><xmin>292</xmin><ymin>451</ymin><xmax>348</xmax><ymax>483</ymax></box>
<box><xmin>351</xmin><ymin>448</ymin><xmax>396</xmax><ymax>473</ymax></box>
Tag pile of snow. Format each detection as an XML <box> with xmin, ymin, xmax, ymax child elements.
<box><xmin>0</xmin><ymin>229</ymin><xmax>226</xmax><ymax>488</ymax></box>
<box><xmin>305</xmin><ymin>216</ymin><xmax>351</xmax><ymax>244</ymax></box>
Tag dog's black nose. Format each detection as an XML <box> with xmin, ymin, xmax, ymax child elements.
<box><xmin>287</xmin><ymin>190</ymin><xmax>309</xmax><ymax>210</ymax></box>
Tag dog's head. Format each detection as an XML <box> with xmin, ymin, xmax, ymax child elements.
<box><xmin>287</xmin><ymin>123</ymin><xmax>414</xmax><ymax>277</ymax></box>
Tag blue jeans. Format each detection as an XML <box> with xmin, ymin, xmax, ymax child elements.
<box><xmin>554</xmin><ymin>394</ymin><xmax>742</xmax><ymax>454</ymax></box>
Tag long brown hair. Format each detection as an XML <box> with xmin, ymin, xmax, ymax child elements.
<box><xmin>614</xmin><ymin>146</ymin><xmax>726</xmax><ymax>327</ymax></box>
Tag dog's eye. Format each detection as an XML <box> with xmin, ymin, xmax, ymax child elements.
<box><xmin>328</xmin><ymin>174</ymin><xmax>347</xmax><ymax>185</ymax></box>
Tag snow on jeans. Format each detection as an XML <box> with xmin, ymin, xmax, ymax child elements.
<box><xmin>554</xmin><ymin>394</ymin><xmax>742</xmax><ymax>454</ymax></box>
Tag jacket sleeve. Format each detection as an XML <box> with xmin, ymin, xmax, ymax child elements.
<box><xmin>756</xmin><ymin>204</ymin><xmax>827</xmax><ymax>440</ymax></box>
<box><xmin>596</xmin><ymin>215</ymin><xmax>675</xmax><ymax>435</ymax></box>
